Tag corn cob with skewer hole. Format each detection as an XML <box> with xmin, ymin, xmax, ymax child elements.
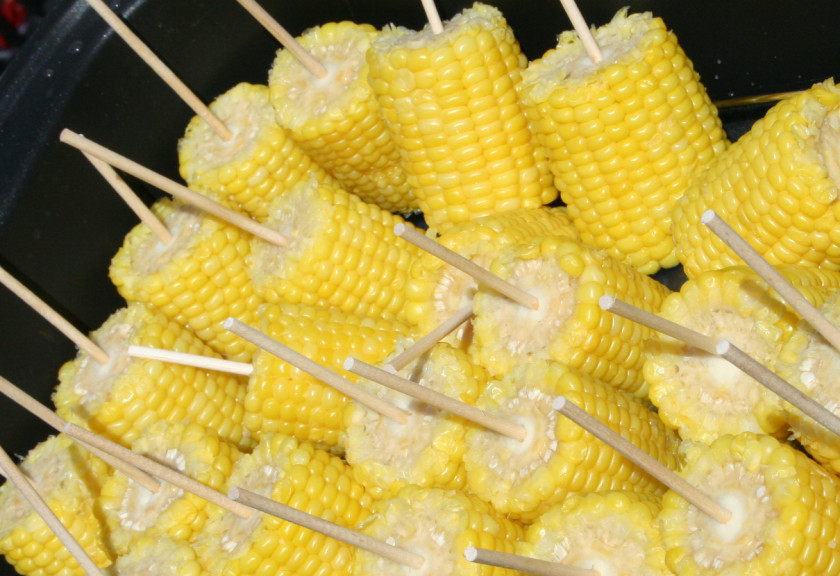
<box><xmin>114</xmin><ymin>534</ymin><xmax>210</xmax><ymax>576</ymax></box>
<box><xmin>463</xmin><ymin>360</ymin><xmax>680</xmax><ymax>522</ymax></box>
<box><xmin>268</xmin><ymin>21</ymin><xmax>416</xmax><ymax>214</ymax></box>
<box><xmin>673</xmin><ymin>79</ymin><xmax>840</xmax><ymax>279</ymax></box>
<box><xmin>344</xmin><ymin>341</ymin><xmax>488</xmax><ymax>499</ymax></box>
<box><xmin>178</xmin><ymin>82</ymin><xmax>336</xmax><ymax>222</ymax></box>
<box><xmin>110</xmin><ymin>196</ymin><xmax>266</xmax><ymax>363</ymax></box>
<box><xmin>520</xmin><ymin>9</ymin><xmax>727</xmax><ymax>275</ymax></box>
<box><xmin>366</xmin><ymin>2</ymin><xmax>557</xmax><ymax>233</ymax></box>
<box><xmin>0</xmin><ymin>435</ymin><xmax>113</xmax><ymax>575</ymax></box>
<box><xmin>660</xmin><ymin>432</ymin><xmax>840</xmax><ymax>575</ymax></box>
<box><xmin>471</xmin><ymin>235</ymin><xmax>670</xmax><ymax>396</ymax></box>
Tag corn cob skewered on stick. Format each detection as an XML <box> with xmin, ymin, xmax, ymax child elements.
<box><xmin>419</xmin><ymin>0</ymin><xmax>443</xmax><ymax>33</ymax></box>
<box><xmin>557</xmin><ymin>0</ymin><xmax>602</xmax><ymax>63</ymax></box>
<box><xmin>128</xmin><ymin>345</ymin><xmax>254</xmax><ymax>376</ymax></box>
<box><xmin>464</xmin><ymin>546</ymin><xmax>596</xmax><ymax>576</ymax></box>
<box><xmin>386</xmin><ymin>305</ymin><xmax>473</xmax><ymax>371</ymax></box>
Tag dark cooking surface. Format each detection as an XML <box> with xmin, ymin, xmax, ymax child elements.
<box><xmin>0</xmin><ymin>0</ymin><xmax>839</xmax><ymax>571</ymax></box>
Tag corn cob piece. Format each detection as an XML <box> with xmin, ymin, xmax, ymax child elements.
<box><xmin>0</xmin><ymin>435</ymin><xmax>113</xmax><ymax>576</ymax></box>
<box><xmin>659</xmin><ymin>432</ymin><xmax>840</xmax><ymax>575</ymax></box>
<box><xmin>471</xmin><ymin>235</ymin><xmax>670</xmax><ymax>396</ymax></box>
<box><xmin>520</xmin><ymin>9</ymin><xmax>727</xmax><ymax>275</ymax></box>
<box><xmin>518</xmin><ymin>491</ymin><xmax>670</xmax><ymax>576</ymax></box>
<box><xmin>268</xmin><ymin>22</ymin><xmax>416</xmax><ymax>214</ymax></box>
<box><xmin>178</xmin><ymin>82</ymin><xmax>335</xmax><ymax>222</ymax></box>
<box><xmin>344</xmin><ymin>341</ymin><xmax>488</xmax><ymax>499</ymax></box>
<box><xmin>195</xmin><ymin>433</ymin><xmax>374</xmax><ymax>576</ymax></box>
<box><xmin>366</xmin><ymin>2</ymin><xmax>557</xmax><ymax>233</ymax></box>
<box><xmin>352</xmin><ymin>485</ymin><xmax>524</xmax><ymax>576</ymax></box>
<box><xmin>463</xmin><ymin>360</ymin><xmax>680</xmax><ymax>522</ymax></box>
<box><xmin>114</xmin><ymin>534</ymin><xmax>209</xmax><ymax>576</ymax></box>
<box><xmin>110</xmin><ymin>196</ymin><xmax>267</xmax><ymax>362</ymax></box>
<box><xmin>673</xmin><ymin>79</ymin><xmax>840</xmax><ymax>279</ymax></box>
<box><xmin>52</xmin><ymin>301</ymin><xmax>252</xmax><ymax>450</ymax></box>
<box><xmin>247</xmin><ymin>178</ymin><xmax>422</xmax><ymax>323</ymax></box>
<box><xmin>99</xmin><ymin>421</ymin><xmax>241</xmax><ymax>555</ymax></box>
<box><xmin>404</xmin><ymin>206</ymin><xmax>579</xmax><ymax>346</ymax></box>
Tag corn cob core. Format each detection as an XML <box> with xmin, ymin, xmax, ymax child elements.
<box><xmin>673</xmin><ymin>79</ymin><xmax>840</xmax><ymax>279</ymax></box>
<box><xmin>114</xmin><ymin>535</ymin><xmax>209</xmax><ymax>576</ymax></box>
<box><xmin>366</xmin><ymin>2</ymin><xmax>557</xmax><ymax>233</ymax></box>
<box><xmin>344</xmin><ymin>342</ymin><xmax>487</xmax><ymax>499</ymax></box>
<box><xmin>519</xmin><ymin>491</ymin><xmax>669</xmax><ymax>576</ymax></box>
<box><xmin>471</xmin><ymin>236</ymin><xmax>670</xmax><ymax>396</ymax></box>
<box><xmin>110</xmin><ymin>197</ymin><xmax>266</xmax><ymax>363</ymax></box>
<box><xmin>0</xmin><ymin>435</ymin><xmax>113</xmax><ymax>575</ymax></box>
<box><xmin>178</xmin><ymin>82</ymin><xmax>335</xmax><ymax>221</ymax></box>
<box><xmin>659</xmin><ymin>432</ymin><xmax>840</xmax><ymax>575</ymax></box>
<box><xmin>268</xmin><ymin>22</ymin><xmax>416</xmax><ymax>214</ymax></box>
<box><xmin>463</xmin><ymin>361</ymin><xmax>680</xmax><ymax>522</ymax></box>
<box><xmin>247</xmin><ymin>178</ymin><xmax>421</xmax><ymax>322</ymax></box>
<box><xmin>352</xmin><ymin>485</ymin><xmax>524</xmax><ymax>576</ymax></box>
<box><xmin>520</xmin><ymin>9</ymin><xmax>727</xmax><ymax>275</ymax></box>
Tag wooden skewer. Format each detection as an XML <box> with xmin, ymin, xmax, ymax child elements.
<box><xmin>344</xmin><ymin>356</ymin><xmax>528</xmax><ymax>442</ymax></box>
<box><xmin>60</xmin><ymin>129</ymin><xmax>289</xmax><ymax>247</ymax></box>
<box><xmin>84</xmin><ymin>0</ymin><xmax>233</xmax><ymax>141</ymax></box>
<box><xmin>394</xmin><ymin>223</ymin><xmax>539</xmax><ymax>310</ymax></box>
<box><xmin>713</xmin><ymin>90</ymin><xmax>801</xmax><ymax>110</ymax></box>
<box><xmin>234</xmin><ymin>0</ymin><xmax>328</xmax><ymax>78</ymax></box>
<box><xmin>0</xmin><ymin>264</ymin><xmax>110</xmax><ymax>365</ymax></box>
<box><xmin>128</xmin><ymin>345</ymin><xmax>254</xmax><ymax>376</ymax></box>
<box><xmin>702</xmin><ymin>209</ymin><xmax>840</xmax><ymax>354</ymax></box>
<box><xmin>464</xmin><ymin>546</ymin><xmax>598</xmax><ymax>576</ymax></box>
<box><xmin>558</xmin><ymin>0</ymin><xmax>602</xmax><ymax>63</ymax></box>
<box><xmin>553</xmin><ymin>396</ymin><xmax>732</xmax><ymax>525</ymax></box>
<box><xmin>82</xmin><ymin>151</ymin><xmax>173</xmax><ymax>245</ymax></box>
<box><xmin>0</xmin><ymin>443</ymin><xmax>106</xmax><ymax>576</ymax></box>
<box><xmin>385</xmin><ymin>305</ymin><xmax>473</xmax><ymax>372</ymax></box>
<box><xmin>223</xmin><ymin>317</ymin><xmax>412</xmax><ymax>425</ymax></box>
<box><xmin>229</xmin><ymin>486</ymin><xmax>426</xmax><ymax>569</ymax></box>
<box><xmin>420</xmin><ymin>0</ymin><xmax>444</xmax><ymax>34</ymax></box>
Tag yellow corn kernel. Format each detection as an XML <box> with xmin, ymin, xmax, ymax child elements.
<box><xmin>269</xmin><ymin>22</ymin><xmax>416</xmax><ymax>214</ymax></box>
<box><xmin>53</xmin><ymin>302</ymin><xmax>251</xmax><ymax>451</ymax></box>
<box><xmin>367</xmin><ymin>3</ymin><xmax>557</xmax><ymax>233</ymax></box>
<box><xmin>178</xmin><ymin>82</ymin><xmax>335</xmax><ymax>222</ymax></box>
<box><xmin>673</xmin><ymin>79</ymin><xmax>840</xmax><ymax>278</ymax></box>
<box><xmin>471</xmin><ymin>235</ymin><xmax>670</xmax><ymax>397</ymax></box>
<box><xmin>660</xmin><ymin>432</ymin><xmax>840</xmax><ymax>576</ymax></box>
<box><xmin>115</xmin><ymin>534</ymin><xmax>209</xmax><ymax>576</ymax></box>
<box><xmin>520</xmin><ymin>9</ymin><xmax>728</xmax><ymax>275</ymax></box>
<box><xmin>463</xmin><ymin>360</ymin><xmax>680</xmax><ymax>522</ymax></box>
<box><xmin>110</xmin><ymin>196</ymin><xmax>266</xmax><ymax>363</ymax></box>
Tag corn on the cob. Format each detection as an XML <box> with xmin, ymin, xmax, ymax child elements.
<box><xmin>471</xmin><ymin>235</ymin><xmax>670</xmax><ymax>396</ymax></box>
<box><xmin>247</xmin><ymin>178</ymin><xmax>422</xmax><ymax>323</ymax></box>
<box><xmin>110</xmin><ymin>196</ymin><xmax>266</xmax><ymax>363</ymax></box>
<box><xmin>352</xmin><ymin>485</ymin><xmax>524</xmax><ymax>576</ymax></box>
<box><xmin>519</xmin><ymin>9</ymin><xmax>727</xmax><ymax>275</ymax></box>
<box><xmin>659</xmin><ymin>432</ymin><xmax>840</xmax><ymax>575</ymax></box>
<box><xmin>114</xmin><ymin>534</ymin><xmax>209</xmax><ymax>576</ymax></box>
<box><xmin>463</xmin><ymin>360</ymin><xmax>680</xmax><ymax>522</ymax></box>
<box><xmin>0</xmin><ymin>435</ymin><xmax>113</xmax><ymax>575</ymax></box>
<box><xmin>52</xmin><ymin>301</ymin><xmax>252</xmax><ymax>450</ymax></box>
<box><xmin>99</xmin><ymin>421</ymin><xmax>241</xmax><ymax>555</ymax></box>
<box><xmin>344</xmin><ymin>341</ymin><xmax>487</xmax><ymax>499</ymax></box>
<box><xmin>404</xmin><ymin>206</ymin><xmax>579</xmax><ymax>346</ymax></box>
<box><xmin>195</xmin><ymin>433</ymin><xmax>374</xmax><ymax>576</ymax></box>
<box><xmin>518</xmin><ymin>491</ymin><xmax>669</xmax><ymax>576</ymax></box>
<box><xmin>178</xmin><ymin>82</ymin><xmax>335</xmax><ymax>222</ymax></box>
<box><xmin>366</xmin><ymin>2</ymin><xmax>557</xmax><ymax>233</ymax></box>
<box><xmin>673</xmin><ymin>79</ymin><xmax>840</xmax><ymax>279</ymax></box>
<box><xmin>268</xmin><ymin>21</ymin><xmax>416</xmax><ymax>214</ymax></box>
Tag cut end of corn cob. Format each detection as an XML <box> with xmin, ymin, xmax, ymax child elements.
<box><xmin>115</xmin><ymin>534</ymin><xmax>209</xmax><ymax>576</ymax></box>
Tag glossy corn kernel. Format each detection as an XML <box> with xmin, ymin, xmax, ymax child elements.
<box><xmin>660</xmin><ymin>432</ymin><xmax>840</xmax><ymax>576</ymax></box>
<box><xmin>471</xmin><ymin>235</ymin><xmax>670</xmax><ymax>396</ymax></box>
<box><xmin>53</xmin><ymin>302</ymin><xmax>251</xmax><ymax>450</ymax></box>
<box><xmin>353</xmin><ymin>485</ymin><xmax>524</xmax><ymax>576</ymax></box>
<box><xmin>114</xmin><ymin>534</ymin><xmax>209</xmax><ymax>576</ymax></box>
<box><xmin>269</xmin><ymin>22</ymin><xmax>416</xmax><ymax>214</ymax></box>
<box><xmin>0</xmin><ymin>435</ymin><xmax>113</xmax><ymax>576</ymax></box>
<box><xmin>463</xmin><ymin>360</ymin><xmax>680</xmax><ymax>522</ymax></box>
<box><xmin>367</xmin><ymin>2</ymin><xmax>557</xmax><ymax>233</ymax></box>
<box><xmin>674</xmin><ymin>79</ymin><xmax>840</xmax><ymax>278</ymax></box>
<box><xmin>247</xmin><ymin>178</ymin><xmax>422</xmax><ymax>323</ymax></box>
<box><xmin>178</xmin><ymin>82</ymin><xmax>335</xmax><ymax>222</ymax></box>
<box><xmin>110</xmin><ymin>196</ymin><xmax>266</xmax><ymax>363</ymax></box>
<box><xmin>520</xmin><ymin>9</ymin><xmax>727</xmax><ymax>275</ymax></box>
<box><xmin>344</xmin><ymin>341</ymin><xmax>488</xmax><ymax>499</ymax></box>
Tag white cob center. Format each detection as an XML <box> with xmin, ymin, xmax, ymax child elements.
<box><xmin>119</xmin><ymin>448</ymin><xmax>187</xmax><ymax>531</ymax></box>
<box><xmin>134</xmin><ymin>202</ymin><xmax>202</xmax><ymax>276</ymax></box>
<box><xmin>814</xmin><ymin>107</ymin><xmax>840</xmax><ymax>191</ymax></box>
<box><xmin>72</xmin><ymin>311</ymin><xmax>135</xmax><ymax>413</ymax></box>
